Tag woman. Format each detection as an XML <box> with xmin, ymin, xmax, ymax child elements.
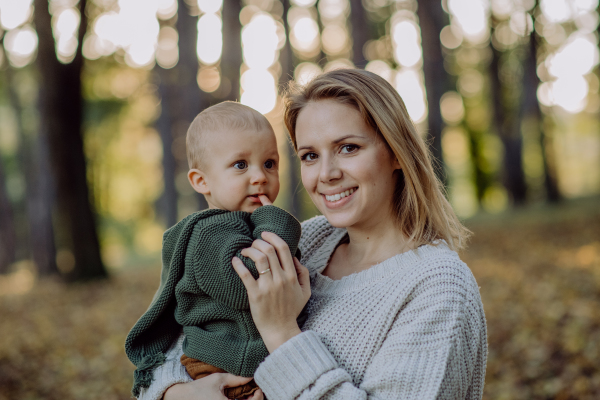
<box><xmin>140</xmin><ymin>69</ymin><xmax>487</xmax><ymax>400</ymax></box>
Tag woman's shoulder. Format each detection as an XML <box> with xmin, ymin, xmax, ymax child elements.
<box><xmin>405</xmin><ymin>243</ymin><xmax>483</xmax><ymax>310</ymax></box>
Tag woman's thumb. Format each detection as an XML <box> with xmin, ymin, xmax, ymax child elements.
<box><xmin>294</xmin><ymin>258</ymin><xmax>310</xmax><ymax>287</ymax></box>
<box><xmin>219</xmin><ymin>373</ymin><xmax>254</xmax><ymax>389</ymax></box>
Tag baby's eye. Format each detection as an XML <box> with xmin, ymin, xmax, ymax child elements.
<box><xmin>300</xmin><ymin>152</ymin><xmax>318</xmax><ymax>162</ymax></box>
<box><xmin>233</xmin><ymin>161</ymin><xmax>247</xmax><ymax>170</ymax></box>
<box><xmin>264</xmin><ymin>159</ymin><xmax>277</xmax><ymax>169</ymax></box>
<box><xmin>340</xmin><ymin>144</ymin><xmax>359</xmax><ymax>154</ymax></box>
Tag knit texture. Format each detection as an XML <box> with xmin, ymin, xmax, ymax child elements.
<box><xmin>125</xmin><ymin>206</ymin><xmax>302</xmax><ymax>397</ymax></box>
<box><xmin>136</xmin><ymin>215</ymin><xmax>487</xmax><ymax>400</ymax></box>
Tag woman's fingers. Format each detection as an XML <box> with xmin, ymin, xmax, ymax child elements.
<box><xmin>294</xmin><ymin>257</ymin><xmax>312</xmax><ymax>303</ymax></box>
<box><xmin>232</xmin><ymin>257</ymin><xmax>259</xmax><ymax>290</ymax></box>
<box><xmin>259</xmin><ymin>232</ymin><xmax>295</xmax><ymax>277</ymax></box>
<box><xmin>217</xmin><ymin>373</ymin><xmax>254</xmax><ymax>390</ymax></box>
<box><xmin>244</xmin><ymin>239</ymin><xmax>284</xmax><ymax>282</ymax></box>
<box><xmin>240</xmin><ymin>247</ymin><xmax>274</xmax><ymax>280</ymax></box>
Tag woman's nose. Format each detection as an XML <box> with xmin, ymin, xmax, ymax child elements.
<box><xmin>319</xmin><ymin>158</ymin><xmax>342</xmax><ymax>183</ymax></box>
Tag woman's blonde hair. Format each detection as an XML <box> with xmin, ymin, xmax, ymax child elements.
<box><xmin>284</xmin><ymin>69</ymin><xmax>470</xmax><ymax>250</ymax></box>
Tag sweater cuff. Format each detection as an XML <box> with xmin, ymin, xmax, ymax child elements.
<box><xmin>136</xmin><ymin>333</ymin><xmax>193</xmax><ymax>400</ymax></box>
<box><xmin>254</xmin><ymin>330</ymin><xmax>338</xmax><ymax>399</ymax></box>
<box><xmin>136</xmin><ymin>359</ymin><xmax>192</xmax><ymax>400</ymax></box>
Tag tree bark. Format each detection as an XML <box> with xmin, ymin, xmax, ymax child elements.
<box><xmin>489</xmin><ymin>45</ymin><xmax>528</xmax><ymax>205</ymax></box>
<box><xmin>416</xmin><ymin>0</ymin><xmax>450</xmax><ymax>186</ymax></box>
<box><xmin>34</xmin><ymin>0</ymin><xmax>106</xmax><ymax>280</ymax></box>
<box><xmin>4</xmin><ymin>65</ymin><xmax>58</xmax><ymax>276</ymax></box>
<box><xmin>221</xmin><ymin>0</ymin><xmax>242</xmax><ymax>101</ymax></box>
<box><xmin>0</xmin><ymin>156</ymin><xmax>16</xmax><ymax>274</ymax></box>
<box><xmin>523</xmin><ymin>24</ymin><xmax>560</xmax><ymax>202</ymax></box>
<box><xmin>349</xmin><ymin>0</ymin><xmax>369</xmax><ymax>68</ymax></box>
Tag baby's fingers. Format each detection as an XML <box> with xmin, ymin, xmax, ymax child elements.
<box><xmin>258</xmin><ymin>195</ymin><xmax>273</xmax><ymax>206</ymax></box>
<box><xmin>232</xmin><ymin>257</ymin><xmax>258</xmax><ymax>291</ymax></box>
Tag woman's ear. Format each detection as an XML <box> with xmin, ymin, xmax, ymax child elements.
<box><xmin>188</xmin><ymin>169</ymin><xmax>210</xmax><ymax>195</ymax></box>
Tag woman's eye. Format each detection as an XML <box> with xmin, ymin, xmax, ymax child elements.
<box><xmin>233</xmin><ymin>161</ymin><xmax>247</xmax><ymax>170</ymax></box>
<box><xmin>340</xmin><ymin>144</ymin><xmax>359</xmax><ymax>154</ymax></box>
<box><xmin>264</xmin><ymin>159</ymin><xmax>276</xmax><ymax>169</ymax></box>
<box><xmin>300</xmin><ymin>152</ymin><xmax>318</xmax><ymax>162</ymax></box>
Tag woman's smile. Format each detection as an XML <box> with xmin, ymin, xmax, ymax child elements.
<box><xmin>321</xmin><ymin>187</ymin><xmax>358</xmax><ymax>208</ymax></box>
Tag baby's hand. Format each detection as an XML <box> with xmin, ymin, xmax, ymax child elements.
<box><xmin>258</xmin><ymin>195</ymin><xmax>273</xmax><ymax>206</ymax></box>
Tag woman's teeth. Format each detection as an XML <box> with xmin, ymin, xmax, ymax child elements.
<box><xmin>325</xmin><ymin>188</ymin><xmax>355</xmax><ymax>202</ymax></box>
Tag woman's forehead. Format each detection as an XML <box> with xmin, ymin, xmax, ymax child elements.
<box><xmin>296</xmin><ymin>101</ymin><xmax>377</xmax><ymax>148</ymax></box>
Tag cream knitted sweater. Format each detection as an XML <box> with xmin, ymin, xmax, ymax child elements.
<box><xmin>137</xmin><ymin>216</ymin><xmax>487</xmax><ymax>400</ymax></box>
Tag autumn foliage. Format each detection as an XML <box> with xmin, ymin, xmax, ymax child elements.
<box><xmin>0</xmin><ymin>198</ymin><xmax>599</xmax><ymax>400</ymax></box>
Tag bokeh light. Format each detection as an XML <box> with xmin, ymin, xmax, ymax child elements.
<box><xmin>156</xmin><ymin>26</ymin><xmax>179</xmax><ymax>69</ymax></box>
<box><xmin>240</xmin><ymin>12</ymin><xmax>279</xmax><ymax>114</ymax></box>
<box><xmin>0</xmin><ymin>0</ymin><xmax>33</xmax><ymax>30</ymax></box>
<box><xmin>196</xmin><ymin>13</ymin><xmax>222</xmax><ymax>65</ymax></box>
<box><xmin>294</xmin><ymin>62</ymin><xmax>322</xmax><ymax>86</ymax></box>
<box><xmin>447</xmin><ymin>0</ymin><xmax>490</xmax><ymax>44</ymax></box>
<box><xmin>395</xmin><ymin>69</ymin><xmax>427</xmax><ymax>123</ymax></box>
<box><xmin>3</xmin><ymin>24</ymin><xmax>38</xmax><ymax>68</ymax></box>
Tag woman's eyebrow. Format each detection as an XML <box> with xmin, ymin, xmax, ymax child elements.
<box><xmin>297</xmin><ymin>134</ymin><xmax>364</xmax><ymax>152</ymax></box>
<box><xmin>332</xmin><ymin>134</ymin><xmax>364</xmax><ymax>144</ymax></box>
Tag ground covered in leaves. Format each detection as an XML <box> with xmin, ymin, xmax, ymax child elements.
<box><xmin>0</xmin><ymin>197</ymin><xmax>599</xmax><ymax>400</ymax></box>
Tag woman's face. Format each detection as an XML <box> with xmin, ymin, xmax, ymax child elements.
<box><xmin>296</xmin><ymin>99</ymin><xmax>401</xmax><ymax>230</ymax></box>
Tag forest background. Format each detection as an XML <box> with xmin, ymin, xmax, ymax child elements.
<box><xmin>0</xmin><ymin>0</ymin><xmax>599</xmax><ymax>398</ymax></box>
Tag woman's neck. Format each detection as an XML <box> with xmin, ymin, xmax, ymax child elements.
<box><xmin>324</xmin><ymin>212</ymin><xmax>413</xmax><ymax>280</ymax></box>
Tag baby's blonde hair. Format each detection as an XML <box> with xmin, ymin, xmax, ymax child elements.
<box><xmin>284</xmin><ymin>69</ymin><xmax>471</xmax><ymax>250</ymax></box>
<box><xmin>186</xmin><ymin>101</ymin><xmax>274</xmax><ymax>169</ymax></box>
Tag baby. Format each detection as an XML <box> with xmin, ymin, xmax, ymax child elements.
<box><xmin>125</xmin><ymin>102</ymin><xmax>303</xmax><ymax>399</ymax></box>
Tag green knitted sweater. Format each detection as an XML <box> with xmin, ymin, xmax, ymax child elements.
<box><xmin>125</xmin><ymin>206</ymin><xmax>302</xmax><ymax>397</ymax></box>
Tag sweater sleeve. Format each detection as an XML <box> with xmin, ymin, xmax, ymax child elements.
<box><xmin>136</xmin><ymin>332</ymin><xmax>192</xmax><ymax>400</ymax></box>
<box><xmin>188</xmin><ymin>215</ymin><xmax>255</xmax><ymax>310</ymax></box>
<box><xmin>254</xmin><ymin>266</ymin><xmax>487</xmax><ymax>400</ymax></box>
<box><xmin>190</xmin><ymin>207</ymin><xmax>301</xmax><ymax>311</ymax></box>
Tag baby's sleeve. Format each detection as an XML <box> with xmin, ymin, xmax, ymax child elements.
<box><xmin>188</xmin><ymin>214</ymin><xmax>257</xmax><ymax>310</ymax></box>
<box><xmin>250</xmin><ymin>205</ymin><xmax>302</xmax><ymax>259</ymax></box>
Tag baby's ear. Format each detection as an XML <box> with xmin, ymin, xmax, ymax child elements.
<box><xmin>188</xmin><ymin>169</ymin><xmax>210</xmax><ymax>195</ymax></box>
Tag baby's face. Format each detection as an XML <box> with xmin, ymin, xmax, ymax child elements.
<box><xmin>197</xmin><ymin>128</ymin><xmax>280</xmax><ymax>213</ymax></box>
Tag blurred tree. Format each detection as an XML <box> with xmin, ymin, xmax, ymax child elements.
<box><xmin>522</xmin><ymin>7</ymin><xmax>560</xmax><ymax>203</ymax></box>
<box><xmin>349</xmin><ymin>0</ymin><xmax>369</xmax><ymax>68</ymax></box>
<box><xmin>280</xmin><ymin>0</ymin><xmax>302</xmax><ymax>218</ymax></box>
<box><xmin>0</xmin><ymin>156</ymin><xmax>16</xmax><ymax>274</ymax></box>
<box><xmin>490</xmin><ymin>43</ymin><xmax>528</xmax><ymax>205</ymax></box>
<box><xmin>0</xmin><ymin>39</ymin><xmax>17</xmax><ymax>275</ymax></box>
<box><xmin>416</xmin><ymin>0</ymin><xmax>450</xmax><ymax>185</ymax></box>
<box><xmin>33</xmin><ymin>0</ymin><xmax>106</xmax><ymax>280</ymax></box>
<box><xmin>156</xmin><ymin>0</ymin><xmax>209</xmax><ymax>226</ymax></box>
<box><xmin>222</xmin><ymin>0</ymin><xmax>242</xmax><ymax>101</ymax></box>
<box><xmin>4</xmin><ymin>65</ymin><xmax>58</xmax><ymax>276</ymax></box>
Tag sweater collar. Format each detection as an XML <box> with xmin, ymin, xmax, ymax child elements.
<box><xmin>306</xmin><ymin>227</ymin><xmax>454</xmax><ymax>294</ymax></box>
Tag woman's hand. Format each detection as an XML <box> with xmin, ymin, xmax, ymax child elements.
<box><xmin>164</xmin><ymin>374</ymin><xmax>264</xmax><ymax>400</ymax></box>
<box><xmin>232</xmin><ymin>199</ymin><xmax>311</xmax><ymax>353</ymax></box>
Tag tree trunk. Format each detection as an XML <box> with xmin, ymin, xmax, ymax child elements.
<box><xmin>489</xmin><ymin>45</ymin><xmax>528</xmax><ymax>205</ymax></box>
<box><xmin>349</xmin><ymin>0</ymin><xmax>369</xmax><ymax>68</ymax></box>
<box><xmin>155</xmin><ymin>67</ymin><xmax>180</xmax><ymax>227</ymax></box>
<box><xmin>523</xmin><ymin>27</ymin><xmax>560</xmax><ymax>202</ymax></box>
<box><xmin>221</xmin><ymin>0</ymin><xmax>242</xmax><ymax>101</ymax></box>
<box><xmin>280</xmin><ymin>0</ymin><xmax>302</xmax><ymax>218</ymax></box>
<box><xmin>34</xmin><ymin>0</ymin><xmax>106</xmax><ymax>280</ymax></box>
<box><xmin>4</xmin><ymin>65</ymin><xmax>58</xmax><ymax>276</ymax></box>
<box><xmin>416</xmin><ymin>0</ymin><xmax>450</xmax><ymax>186</ymax></box>
<box><xmin>0</xmin><ymin>157</ymin><xmax>16</xmax><ymax>274</ymax></box>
